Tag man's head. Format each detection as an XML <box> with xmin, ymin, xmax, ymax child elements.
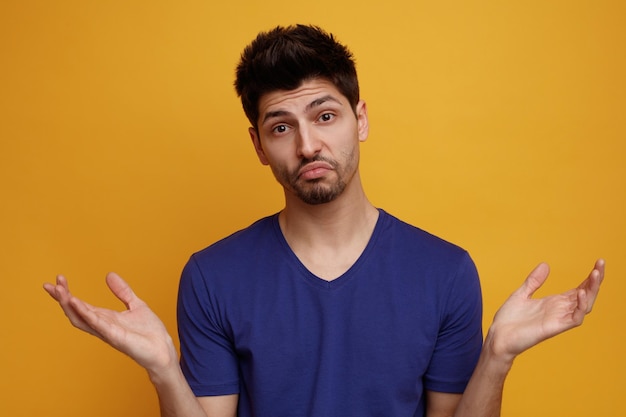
<box><xmin>235</xmin><ymin>24</ymin><xmax>360</xmax><ymax>129</ymax></box>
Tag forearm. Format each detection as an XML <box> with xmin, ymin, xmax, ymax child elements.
<box><xmin>453</xmin><ymin>330</ymin><xmax>515</xmax><ymax>417</ymax></box>
<box><xmin>148</xmin><ymin>362</ymin><xmax>208</xmax><ymax>417</ymax></box>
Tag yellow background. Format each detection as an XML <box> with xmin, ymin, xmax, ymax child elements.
<box><xmin>1</xmin><ymin>1</ymin><xmax>624</xmax><ymax>416</ymax></box>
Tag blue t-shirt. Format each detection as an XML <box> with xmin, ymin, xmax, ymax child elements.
<box><xmin>178</xmin><ymin>209</ymin><xmax>483</xmax><ymax>417</ymax></box>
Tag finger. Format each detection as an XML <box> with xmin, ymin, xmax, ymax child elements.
<box><xmin>66</xmin><ymin>296</ymin><xmax>107</xmax><ymax>338</ymax></box>
<box><xmin>69</xmin><ymin>297</ymin><xmax>137</xmax><ymax>351</ymax></box>
<box><xmin>516</xmin><ymin>262</ymin><xmax>550</xmax><ymax>299</ymax></box>
<box><xmin>51</xmin><ymin>287</ymin><xmax>101</xmax><ymax>336</ymax></box>
<box><xmin>45</xmin><ymin>280</ymin><xmax>75</xmax><ymax>309</ymax></box>
<box><xmin>578</xmin><ymin>259</ymin><xmax>605</xmax><ymax>313</ymax></box>
<box><xmin>43</xmin><ymin>282</ymin><xmax>60</xmax><ymax>300</ymax></box>
<box><xmin>595</xmin><ymin>258</ymin><xmax>606</xmax><ymax>276</ymax></box>
<box><xmin>570</xmin><ymin>288</ymin><xmax>589</xmax><ymax>326</ymax></box>
<box><xmin>47</xmin><ymin>279</ymin><xmax>104</xmax><ymax>335</ymax></box>
<box><xmin>42</xmin><ymin>275</ymin><xmax>71</xmax><ymax>301</ymax></box>
<box><xmin>105</xmin><ymin>272</ymin><xmax>142</xmax><ymax>310</ymax></box>
<box><xmin>55</xmin><ymin>274</ymin><xmax>70</xmax><ymax>289</ymax></box>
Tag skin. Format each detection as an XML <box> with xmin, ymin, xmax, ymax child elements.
<box><xmin>43</xmin><ymin>78</ymin><xmax>605</xmax><ymax>417</ymax></box>
<box><xmin>249</xmin><ymin>79</ymin><xmax>377</xmax><ymax>280</ymax></box>
<box><xmin>251</xmin><ymin>82</ymin><xmax>364</xmax><ymax>206</ymax></box>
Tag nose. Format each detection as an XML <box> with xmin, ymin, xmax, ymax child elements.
<box><xmin>296</xmin><ymin>124</ymin><xmax>322</xmax><ymax>159</ymax></box>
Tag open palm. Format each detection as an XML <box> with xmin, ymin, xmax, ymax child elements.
<box><xmin>43</xmin><ymin>273</ymin><xmax>177</xmax><ymax>373</ymax></box>
<box><xmin>488</xmin><ymin>259</ymin><xmax>604</xmax><ymax>360</ymax></box>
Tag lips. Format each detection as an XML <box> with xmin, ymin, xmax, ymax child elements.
<box><xmin>297</xmin><ymin>161</ymin><xmax>334</xmax><ymax>180</ymax></box>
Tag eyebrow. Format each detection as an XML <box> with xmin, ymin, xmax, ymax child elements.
<box><xmin>261</xmin><ymin>94</ymin><xmax>343</xmax><ymax>125</ymax></box>
<box><xmin>306</xmin><ymin>95</ymin><xmax>342</xmax><ymax>111</ymax></box>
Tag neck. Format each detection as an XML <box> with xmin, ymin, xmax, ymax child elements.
<box><xmin>280</xmin><ymin>175</ymin><xmax>376</xmax><ymax>240</ymax></box>
<box><xmin>278</xmin><ymin>175</ymin><xmax>379</xmax><ymax>280</ymax></box>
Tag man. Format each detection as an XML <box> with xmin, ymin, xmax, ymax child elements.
<box><xmin>44</xmin><ymin>25</ymin><xmax>604</xmax><ymax>417</ymax></box>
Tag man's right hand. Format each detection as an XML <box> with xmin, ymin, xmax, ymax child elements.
<box><xmin>43</xmin><ymin>272</ymin><xmax>178</xmax><ymax>375</ymax></box>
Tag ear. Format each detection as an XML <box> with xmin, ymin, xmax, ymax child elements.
<box><xmin>356</xmin><ymin>100</ymin><xmax>369</xmax><ymax>142</ymax></box>
<box><xmin>249</xmin><ymin>127</ymin><xmax>270</xmax><ymax>165</ymax></box>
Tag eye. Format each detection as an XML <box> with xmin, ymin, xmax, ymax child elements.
<box><xmin>272</xmin><ymin>124</ymin><xmax>289</xmax><ymax>134</ymax></box>
<box><xmin>318</xmin><ymin>113</ymin><xmax>335</xmax><ymax>123</ymax></box>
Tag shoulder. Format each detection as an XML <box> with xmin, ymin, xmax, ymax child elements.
<box><xmin>193</xmin><ymin>214</ymin><xmax>278</xmax><ymax>261</ymax></box>
<box><xmin>373</xmin><ymin>210</ymin><xmax>479</xmax><ymax>293</ymax></box>
<box><xmin>378</xmin><ymin>209</ymin><xmax>469</xmax><ymax>260</ymax></box>
<box><xmin>179</xmin><ymin>214</ymin><xmax>281</xmax><ymax>283</ymax></box>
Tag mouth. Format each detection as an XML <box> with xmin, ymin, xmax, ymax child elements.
<box><xmin>297</xmin><ymin>161</ymin><xmax>334</xmax><ymax>181</ymax></box>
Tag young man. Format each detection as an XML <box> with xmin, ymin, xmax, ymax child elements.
<box><xmin>44</xmin><ymin>25</ymin><xmax>604</xmax><ymax>417</ymax></box>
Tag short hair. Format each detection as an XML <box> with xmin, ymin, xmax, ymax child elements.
<box><xmin>234</xmin><ymin>24</ymin><xmax>360</xmax><ymax>128</ymax></box>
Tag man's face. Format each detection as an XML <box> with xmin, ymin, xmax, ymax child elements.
<box><xmin>250</xmin><ymin>78</ymin><xmax>368</xmax><ymax>205</ymax></box>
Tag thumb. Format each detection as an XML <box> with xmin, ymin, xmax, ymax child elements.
<box><xmin>105</xmin><ymin>272</ymin><xmax>141</xmax><ymax>310</ymax></box>
<box><xmin>516</xmin><ymin>262</ymin><xmax>551</xmax><ymax>299</ymax></box>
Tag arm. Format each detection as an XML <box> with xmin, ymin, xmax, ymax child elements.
<box><xmin>437</xmin><ymin>258</ymin><xmax>605</xmax><ymax>417</ymax></box>
<box><xmin>43</xmin><ymin>273</ymin><xmax>237</xmax><ymax>417</ymax></box>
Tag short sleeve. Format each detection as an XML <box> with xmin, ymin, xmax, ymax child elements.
<box><xmin>423</xmin><ymin>253</ymin><xmax>483</xmax><ymax>393</ymax></box>
<box><xmin>177</xmin><ymin>255</ymin><xmax>240</xmax><ymax>396</ymax></box>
